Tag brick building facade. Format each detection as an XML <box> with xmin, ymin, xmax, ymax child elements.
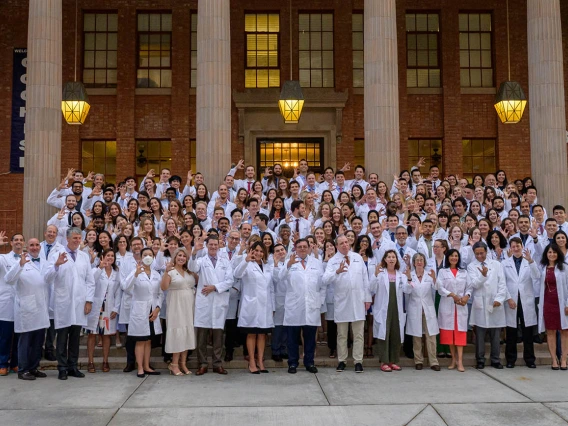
<box><xmin>0</xmin><ymin>0</ymin><xmax>566</xmax><ymax>236</ymax></box>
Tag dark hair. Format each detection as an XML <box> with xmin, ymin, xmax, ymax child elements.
<box><xmin>320</xmin><ymin>189</ymin><xmax>336</xmax><ymax>204</ymax></box>
<box><xmin>256</xmin><ymin>213</ymin><xmax>269</xmax><ymax>225</ymax></box>
<box><xmin>261</xmin><ymin>232</ymin><xmax>275</xmax><ymax>254</ymax></box>
<box><xmin>113</xmin><ymin>234</ymin><xmax>131</xmax><ymax>253</ymax></box>
<box><xmin>444</xmin><ymin>249</ymin><xmax>463</xmax><ymax>269</ymax></box>
<box><xmin>472</xmin><ymin>241</ymin><xmax>488</xmax><ymax>252</ymax></box>
<box><xmin>354</xmin><ymin>235</ymin><xmax>373</xmax><ymax>258</ymax></box>
<box><xmin>487</xmin><ymin>230</ymin><xmax>508</xmax><ymax>250</ymax></box>
<box><xmin>554</xmin><ymin>230</ymin><xmax>568</xmax><ymax>247</ymax></box>
<box><xmin>269</xmin><ymin>197</ymin><xmax>287</xmax><ymax>221</ymax></box>
<box><xmin>350</xmin><ymin>184</ymin><xmax>364</xmax><ymax>201</ymax></box>
<box><xmin>553</xmin><ymin>205</ymin><xmax>566</xmax><ymax>214</ymax></box>
<box><xmin>291</xmin><ymin>199</ymin><xmax>304</xmax><ymax>213</ymax></box>
<box><xmin>249</xmin><ymin>240</ymin><xmax>268</xmax><ymax>264</ymax></box>
<box><xmin>70</xmin><ymin>212</ymin><xmax>86</xmax><ymax>230</ymax></box>
<box><xmin>540</xmin><ymin>244</ymin><xmax>565</xmax><ymax>270</ymax></box>
<box><xmin>140</xmin><ymin>247</ymin><xmax>154</xmax><ymax>259</ymax></box>
<box><xmin>99</xmin><ymin>248</ymin><xmax>118</xmax><ymax>270</ymax></box>
<box><xmin>95</xmin><ymin>230</ymin><xmax>114</xmax><ymax>253</ymax></box>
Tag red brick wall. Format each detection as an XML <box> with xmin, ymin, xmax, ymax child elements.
<box><xmin>0</xmin><ymin>0</ymin><xmax>559</xmax><ymax>234</ymax></box>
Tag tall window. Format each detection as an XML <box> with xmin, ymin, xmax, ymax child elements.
<box><xmin>136</xmin><ymin>140</ymin><xmax>172</xmax><ymax>182</ymax></box>
<box><xmin>189</xmin><ymin>139</ymin><xmax>197</xmax><ymax>173</ymax></box>
<box><xmin>352</xmin><ymin>13</ymin><xmax>364</xmax><ymax>88</ymax></box>
<box><xmin>299</xmin><ymin>13</ymin><xmax>334</xmax><ymax>88</ymax></box>
<box><xmin>459</xmin><ymin>13</ymin><xmax>493</xmax><ymax>88</ymax></box>
<box><xmin>462</xmin><ymin>139</ymin><xmax>496</xmax><ymax>180</ymax></box>
<box><xmin>190</xmin><ymin>13</ymin><xmax>198</xmax><ymax>88</ymax></box>
<box><xmin>83</xmin><ymin>13</ymin><xmax>118</xmax><ymax>88</ymax></box>
<box><xmin>354</xmin><ymin>139</ymin><xmax>365</xmax><ymax>168</ymax></box>
<box><xmin>406</xmin><ymin>13</ymin><xmax>440</xmax><ymax>88</ymax></box>
<box><xmin>82</xmin><ymin>140</ymin><xmax>117</xmax><ymax>184</ymax></box>
<box><xmin>408</xmin><ymin>139</ymin><xmax>443</xmax><ymax>175</ymax></box>
<box><xmin>257</xmin><ymin>139</ymin><xmax>323</xmax><ymax>177</ymax></box>
<box><xmin>245</xmin><ymin>13</ymin><xmax>280</xmax><ymax>88</ymax></box>
<box><xmin>137</xmin><ymin>13</ymin><xmax>172</xmax><ymax>88</ymax></box>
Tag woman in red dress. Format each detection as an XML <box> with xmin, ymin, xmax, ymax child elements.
<box><xmin>538</xmin><ymin>244</ymin><xmax>568</xmax><ymax>370</ymax></box>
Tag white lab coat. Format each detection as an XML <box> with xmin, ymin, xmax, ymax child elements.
<box><xmin>40</xmin><ymin>241</ymin><xmax>64</xmax><ymax>320</ymax></box>
<box><xmin>395</xmin><ymin>245</ymin><xmax>417</xmax><ymax>274</ymax></box>
<box><xmin>322</xmin><ymin>252</ymin><xmax>372</xmax><ymax>323</ymax></box>
<box><xmin>370</xmin><ymin>270</ymin><xmax>410</xmax><ymax>340</ymax></box>
<box><xmin>502</xmin><ymin>257</ymin><xmax>540</xmax><ymax>328</ymax></box>
<box><xmin>537</xmin><ymin>266</ymin><xmax>568</xmax><ymax>332</ymax></box>
<box><xmin>219</xmin><ymin>247</ymin><xmax>242</xmax><ymax>320</ymax></box>
<box><xmin>86</xmin><ymin>268</ymin><xmax>122</xmax><ymax>334</ymax></box>
<box><xmin>279</xmin><ymin>256</ymin><xmax>325</xmax><ymax>327</ymax></box>
<box><xmin>43</xmin><ymin>247</ymin><xmax>96</xmax><ymax>330</ymax></box>
<box><xmin>234</xmin><ymin>258</ymin><xmax>275</xmax><ymax>329</ymax></box>
<box><xmin>0</xmin><ymin>252</ymin><xmax>20</xmax><ymax>322</ymax></box>
<box><xmin>404</xmin><ymin>272</ymin><xmax>440</xmax><ymax>337</ymax></box>
<box><xmin>436</xmin><ymin>268</ymin><xmax>471</xmax><ymax>332</ymax></box>
<box><xmin>123</xmin><ymin>269</ymin><xmax>163</xmax><ymax>336</ymax></box>
<box><xmin>467</xmin><ymin>259</ymin><xmax>508</xmax><ymax>328</ymax></box>
<box><xmin>272</xmin><ymin>262</ymin><xmax>287</xmax><ymax>326</ymax></box>
<box><xmin>4</xmin><ymin>259</ymin><xmax>50</xmax><ymax>333</ymax></box>
<box><xmin>189</xmin><ymin>254</ymin><xmax>233</xmax><ymax>329</ymax></box>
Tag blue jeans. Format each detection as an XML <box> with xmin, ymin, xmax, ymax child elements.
<box><xmin>18</xmin><ymin>328</ymin><xmax>45</xmax><ymax>373</ymax></box>
<box><xmin>287</xmin><ymin>325</ymin><xmax>317</xmax><ymax>368</ymax></box>
<box><xmin>271</xmin><ymin>325</ymin><xmax>288</xmax><ymax>356</ymax></box>
<box><xmin>0</xmin><ymin>320</ymin><xmax>18</xmax><ymax>369</ymax></box>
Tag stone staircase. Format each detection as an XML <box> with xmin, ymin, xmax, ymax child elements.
<box><xmin>39</xmin><ymin>334</ymin><xmax>554</xmax><ymax>371</ymax></box>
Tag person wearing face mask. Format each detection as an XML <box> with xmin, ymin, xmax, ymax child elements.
<box><xmin>467</xmin><ymin>242</ymin><xmax>508</xmax><ymax>370</ymax></box>
<box><xmin>43</xmin><ymin>228</ymin><xmax>96</xmax><ymax>381</ymax></box>
<box><xmin>4</xmin><ymin>238</ymin><xmax>50</xmax><ymax>380</ymax></box>
<box><xmin>124</xmin><ymin>247</ymin><xmax>163</xmax><ymax>378</ymax></box>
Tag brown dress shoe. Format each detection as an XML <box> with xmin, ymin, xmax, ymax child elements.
<box><xmin>0</xmin><ymin>368</ymin><xmax>9</xmax><ymax>376</ymax></box>
<box><xmin>431</xmin><ymin>365</ymin><xmax>441</xmax><ymax>371</ymax></box>
<box><xmin>196</xmin><ymin>366</ymin><xmax>208</xmax><ymax>376</ymax></box>
<box><xmin>415</xmin><ymin>364</ymin><xmax>423</xmax><ymax>370</ymax></box>
<box><xmin>213</xmin><ymin>366</ymin><xmax>228</xmax><ymax>375</ymax></box>
<box><xmin>87</xmin><ymin>362</ymin><xmax>96</xmax><ymax>373</ymax></box>
<box><xmin>10</xmin><ymin>367</ymin><xmax>18</xmax><ymax>373</ymax></box>
<box><xmin>102</xmin><ymin>362</ymin><xmax>110</xmax><ymax>373</ymax></box>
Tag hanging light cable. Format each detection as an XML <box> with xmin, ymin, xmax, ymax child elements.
<box><xmin>494</xmin><ymin>0</ymin><xmax>527</xmax><ymax>124</ymax></box>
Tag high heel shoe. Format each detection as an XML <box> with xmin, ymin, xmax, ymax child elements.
<box><xmin>248</xmin><ymin>366</ymin><xmax>260</xmax><ymax>374</ymax></box>
<box><xmin>168</xmin><ymin>364</ymin><xmax>183</xmax><ymax>376</ymax></box>
<box><xmin>179</xmin><ymin>363</ymin><xmax>191</xmax><ymax>375</ymax></box>
<box><xmin>137</xmin><ymin>372</ymin><xmax>145</xmax><ymax>378</ymax></box>
<box><xmin>552</xmin><ymin>357</ymin><xmax>560</xmax><ymax>370</ymax></box>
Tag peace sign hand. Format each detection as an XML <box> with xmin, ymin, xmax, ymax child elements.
<box><xmin>478</xmin><ymin>264</ymin><xmax>488</xmax><ymax>277</ymax></box>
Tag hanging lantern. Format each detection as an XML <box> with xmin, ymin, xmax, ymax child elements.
<box><xmin>494</xmin><ymin>81</ymin><xmax>527</xmax><ymax>124</ymax></box>
<box><xmin>62</xmin><ymin>81</ymin><xmax>90</xmax><ymax>125</ymax></box>
<box><xmin>278</xmin><ymin>80</ymin><xmax>305</xmax><ymax>124</ymax></box>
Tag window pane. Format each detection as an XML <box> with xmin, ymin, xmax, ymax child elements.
<box><xmin>416</xmin><ymin>14</ymin><xmax>427</xmax><ymax>31</ymax></box>
<box><xmin>460</xmin><ymin>69</ymin><xmax>470</xmax><ymax>87</ymax></box>
<box><xmin>310</xmin><ymin>14</ymin><xmax>321</xmax><ymax>31</ymax></box>
<box><xmin>322</xmin><ymin>14</ymin><xmax>333</xmax><ymax>31</ymax></box>
<box><xmin>458</xmin><ymin>14</ymin><xmax>468</xmax><ymax>31</ymax></box>
<box><xmin>353</xmin><ymin>14</ymin><xmax>363</xmax><ymax>31</ymax></box>
<box><xmin>269</xmin><ymin>14</ymin><xmax>279</xmax><ymax>32</ymax></box>
<box><xmin>138</xmin><ymin>14</ymin><xmax>148</xmax><ymax>31</ymax></box>
<box><xmin>353</xmin><ymin>69</ymin><xmax>364</xmax><ymax>88</ymax></box>
<box><xmin>84</xmin><ymin>14</ymin><xmax>95</xmax><ymax>31</ymax></box>
<box><xmin>84</xmin><ymin>33</ymin><xmax>95</xmax><ymax>50</ymax></box>
<box><xmin>428</xmin><ymin>14</ymin><xmax>439</xmax><ymax>31</ymax></box>
<box><xmin>469</xmin><ymin>14</ymin><xmax>479</xmax><ymax>31</ymax></box>
<box><xmin>406</xmin><ymin>14</ymin><xmax>415</xmax><ymax>31</ymax></box>
<box><xmin>417</xmin><ymin>69</ymin><xmax>429</xmax><ymax>87</ymax></box>
<box><xmin>353</xmin><ymin>51</ymin><xmax>364</xmax><ymax>69</ymax></box>
<box><xmin>108</xmin><ymin>14</ymin><xmax>118</xmax><ymax>32</ymax></box>
<box><xmin>96</xmin><ymin>14</ymin><xmax>107</xmax><ymax>31</ymax></box>
<box><xmin>245</xmin><ymin>14</ymin><xmax>256</xmax><ymax>32</ymax></box>
<box><xmin>311</xmin><ymin>69</ymin><xmax>322</xmax><ymax>87</ymax></box>
<box><xmin>470</xmin><ymin>69</ymin><xmax>481</xmax><ymax>87</ymax></box>
<box><xmin>482</xmin><ymin>69</ymin><xmax>493</xmax><ymax>87</ymax></box>
<box><xmin>299</xmin><ymin>51</ymin><xmax>310</xmax><ymax>68</ymax></box>
<box><xmin>322</xmin><ymin>32</ymin><xmax>333</xmax><ymax>50</ymax></box>
<box><xmin>149</xmin><ymin>14</ymin><xmax>161</xmax><ymax>31</ymax></box>
<box><xmin>429</xmin><ymin>69</ymin><xmax>440</xmax><ymax>87</ymax></box>
<box><xmin>407</xmin><ymin>69</ymin><xmax>417</xmax><ymax>87</ymax></box>
<box><xmin>311</xmin><ymin>32</ymin><xmax>321</xmax><ymax>50</ymax></box>
<box><xmin>322</xmin><ymin>69</ymin><xmax>334</xmax><ymax>87</ymax></box>
<box><xmin>480</xmin><ymin>14</ymin><xmax>491</xmax><ymax>31</ymax></box>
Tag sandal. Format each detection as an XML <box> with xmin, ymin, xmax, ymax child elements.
<box><xmin>87</xmin><ymin>362</ymin><xmax>96</xmax><ymax>373</ymax></box>
<box><xmin>179</xmin><ymin>363</ymin><xmax>191</xmax><ymax>375</ymax></box>
<box><xmin>380</xmin><ymin>364</ymin><xmax>392</xmax><ymax>372</ymax></box>
<box><xmin>102</xmin><ymin>362</ymin><xmax>110</xmax><ymax>373</ymax></box>
<box><xmin>390</xmin><ymin>363</ymin><xmax>402</xmax><ymax>371</ymax></box>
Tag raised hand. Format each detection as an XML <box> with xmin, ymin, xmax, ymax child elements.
<box><xmin>19</xmin><ymin>253</ymin><xmax>30</xmax><ymax>267</ymax></box>
<box><xmin>478</xmin><ymin>264</ymin><xmax>488</xmax><ymax>277</ymax></box>
<box><xmin>66</xmin><ymin>168</ymin><xmax>76</xmax><ymax>180</ymax></box>
<box><xmin>374</xmin><ymin>264</ymin><xmax>384</xmax><ymax>277</ymax></box>
<box><xmin>428</xmin><ymin>269</ymin><xmax>436</xmax><ymax>282</ymax></box>
<box><xmin>57</xmin><ymin>207</ymin><xmax>66</xmax><ymax>220</ymax></box>
<box><xmin>146</xmin><ymin>169</ymin><xmax>156</xmax><ymax>179</ymax></box>
<box><xmin>236</xmin><ymin>159</ymin><xmax>245</xmax><ymax>170</ymax></box>
<box><xmin>0</xmin><ymin>231</ymin><xmax>7</xmax><ymax>246</ymax></box>
<box><xmin>522</xmin><ymin>249</ymin><xmax>533</xmax><ymax>264</ymax></box>
<box><xmin>336</xmin><ymin>260</ymin><xmax>348</xmax><ymax>275</ymax></box>
<box><xmin>287</xmin><ymin>253</ymin><xmax>298</xmax><ymax>268</ymax></box>
<box><xmin>58</xmin><ymin>178</ymin><xmax>69</xmax><ymax>191</ymax></box>
<box><xmin>55</xmin><ymin>252</ymin><xmax>68</xmax><ymax>267</ymax></box>
<box><xmin>165</xmin><ymin>261</ymin><xmax>174</xmax><ymax>273</ymax></box>
<box><xmin>86</xmin><ymin>171</ymin><xmax>95</xmax><ymax>182</ymax></box>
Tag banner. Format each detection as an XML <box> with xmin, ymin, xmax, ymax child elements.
<box><xmin>10</xmin><ymin>48</ymin><xmax>27</xmax><ymax>173</ymax></box>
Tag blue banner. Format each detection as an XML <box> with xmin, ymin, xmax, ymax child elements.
<box><xmin>10</xmin><ymin>48</ymin><xmax>27</xmax><ymax>173</ymax></box>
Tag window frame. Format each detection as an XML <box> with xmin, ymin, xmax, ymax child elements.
<box><xmin>298</xmin><ymin>11</ymin><xmax>335</xmax><ymax>88</ymax></box>
<box><xmin>256</xmin><ymin>137</ymin><xmax>325</xmax><ymax>178</ymax></box>
<box><xmin>81</xmin><ymin>140</ymin><xmax>117</xmax><ymax>185</ymax></box>
<box><xmin>190</xmin><ymin>11</ymin><xmax>198</xmax><ymax>88</ymax></box>
<box><xmin>244</xmin><ymin>12</ymin><xmax>281</xmax><ymax>89</ymax></box>
<box><xmin>408</xmin><ymin>138</ymin><xmax>444</xmax><ymax>176</ymax></box>
<box><xmin>405</xmin><ymin>11</ymin><xmax>441</xmax><ymax>88</ymax></box>
<box><xmin>458</xmin><ymin>11</ymin><xmax>494</xmax><ymax>88</ymax></box>
<box><xmin>462</xmin><ymin>138</ymin><xmax>497</xmax><ymax>180</ymax></box>
<box><xmin>82</xmin><ymin>11</ymin><xmax>119</xmax><ymax>88</ymax></box>
<box><xmin>136</xmin><ymin>11</ymin><xmax>173</xmax><ymax>88</ymax></box>
<box><xmin>352</xmin><ymin>11</ymin><xmax>364</xmax><ymax>88</ymax></box>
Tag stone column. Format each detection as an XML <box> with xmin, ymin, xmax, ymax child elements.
<box><xmin>23</xmin><ymin>0</ymin><xmax>62</xmax><ymax>239</ymax></box>
<box><xmin>364</xmin><ymin>0</ymin><xmax>400</xmax><ymax>186</ymax></box>
<box><xmin>527</xmin><ymin>0</ymin><xmax>568</xmax><ymax>211</ymax></box>
<box><xmin>196</xmin><ymin>0</ymin><xmax>232</xmax><ymax>189</ymax></box>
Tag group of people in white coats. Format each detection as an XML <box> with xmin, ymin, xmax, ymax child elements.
<box><xmin>2</xmin><ymin>160</ymin><xmax>568</xmax><ymax>381</ymax></box>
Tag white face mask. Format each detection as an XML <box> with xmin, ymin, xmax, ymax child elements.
<box><xmin>142</xmin><ymin>256</ymin><xmax>154</xmax><ymax>266</ymax></box>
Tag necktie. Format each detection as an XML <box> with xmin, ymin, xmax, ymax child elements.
<box><xmin>68</xmin><ymin>212</ymin><xmax>72</xmax><ymax>225</ymax></box>
<box><xmin>247</xmin><ymin>181</ymin><xmax>251</xmax><ymax>193</ymax></box>
<box><xmin>295</xmin><ymin>219</ymin><xmax>300</xmax><ymax>233</ymax></box>
<box><xmin>210</xmin><ymin>257</ymin><xmax>217</xmax><ymax>268</ymax></box>
<box><xmin>399</xmin><ymin>247</ymin><xmax>404</xmax><ymax>258</ymax></box>
<box><xmin>13</xmin><ymin>253</ymin><xmax>21</xmax><ymax>259</ymax></box>
<box><xmin>390</xmin><ymin>232</ymin><xmax>395</xmax><ymax>242</ymax></box>
<box><xmin>46</xmin><ymin>244</ymin><xmax>52</xmax><ymax>258</ymax></box>
<box><xmin>344</xmin><ymin>255</ymin><xmax>350</xmax><ymax>266</ymax></box>
<box><xmin>301</xmin><ymin>258</ymin><xmax>306</xmax><ymax>269</ymax></box>
<box><xmin>228</xmin><ymin>251</ymin><xmax>233</xmax><ymax>260</ymax></box>
<box><xmin>338</xmin><ymin>186</ymin><xmax>343</xmax><ymax>193</ymax></box>
<box><xmin>31</xmin><ymin>258</ymin><xmax>40</xmax><ymax>263</ymax></box>
<box><xmin>69</xmin><ymin>251</ymin><xmax>76</xmax><ymax>261</ymax></box>
<box><xmin>539</xmin><ymin>225</ymin><xmax>544</xmax><ymax>235</ymax></box>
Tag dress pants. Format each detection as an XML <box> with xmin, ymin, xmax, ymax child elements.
<box><xmin>125</xmin><ymin>324</ymin><xmax>136</xmax><ymax>365</ymax></box>
<box><xmin>327</xmin><ymin>320</ymin><xmax>337</xmax><ymax>351</ymax></box>
<box><xmin>287</xmin><ymin>325</ymin><xmax>316</xmax><ymax>367</ymax></box>
<box><xmin>196</xmin><ymin>327</ymin><xmax>223</xmax><ymax>368</ymax></box>
<box><xmin>0</xmin><ymin>320</ymin><xmax>18</xmax><ymax>369</ymax></box>
<box><xmin>44</xmin><ymin>319</ymin><xmax>56</xmax><ymax>354</ymax></box>
<box><xmin>412</xmin><ymin>313</ymin><xmax>439</xmax><ymax>366</ymax></box>
<box><xmin>271</xmin><ymin>325</ymin><xmax>288</xmax><ymax>356</ymax></box>
<box><xmin>224</xmin><ymin>318</ymin><xmax>242</xmax><ymax>355</ymax></box>
<box><xmin>475</xmin><ymin>326</ymin><xmax>501</xmax><ymax>365</ymax></box>
<box><xmin>56</xmin><ymin>325</ymin><xmax>81</xmax><ymax>371</ymax></box>
<box><xmin>18</xmin><ymin>328</ymin><xmax>45</xmax><ymax>373</ymax></box>
<box><xmin>337</xmin><ymin>320</ymin><xmax>364</xmax><ymax>364</ymax></box>
<box><xmin>505</xmin><ymin>297</ymin><xmax>536</xmax><ymax>366</ymax></box>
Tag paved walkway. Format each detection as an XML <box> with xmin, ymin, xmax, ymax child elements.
<box><xmin>2</xmin><ymin>366</ymin><xmax>568</xmax><ymax>425</ymax></box>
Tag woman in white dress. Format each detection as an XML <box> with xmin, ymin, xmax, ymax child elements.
<box><xmin>85</xmin><ymin>249</ymin><xmax>121</xmax><ymax>373</ymax></box>
<box><xmin>161</xmin><ymin>248</ymin><xmax>197</xmax><ymax>376</ymax></box>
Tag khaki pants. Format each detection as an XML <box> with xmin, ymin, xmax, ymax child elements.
<box><xmin>337</xmin><ymin>320</ymin><xmax>365</xmax><ymax>364</ymax></box>
<box><xmin>412</xmin><ymin>312</ymin><xmax>439</xmax><ymax>366</ymax></box>
<box><xmin>196</xmin><ymin>327</ymin><xmax>224</xmax><ymax>368</ymax></box>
